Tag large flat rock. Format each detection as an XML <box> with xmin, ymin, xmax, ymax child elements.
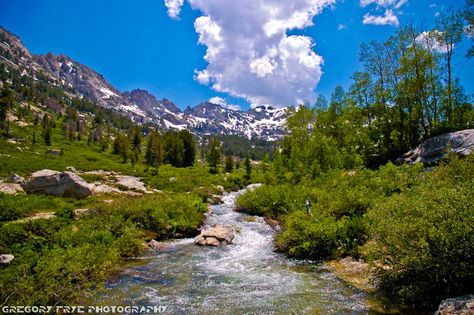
<box><xmin>23</xmin><ymin>170</ymin><xmax>92</xmax><ymax>199</ymax></box>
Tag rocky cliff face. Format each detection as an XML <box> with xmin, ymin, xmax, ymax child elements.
<box><xmin>0</xmin><ymin>27</ymin><xmax>288</xmax><ymax>140</ymax></box>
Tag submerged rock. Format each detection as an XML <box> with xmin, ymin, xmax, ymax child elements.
<box><xmin>435</xmin><ymin>295</ymin><xmax>474</xmax><ymax>315</ymax></box>
<box><xmin>147</xmin><ymin>239</ymin><xmax>168</xmax><ymax>251</ymax></box>
<box><xmin>23</xmin><ymin>170</ymin><xmax>92</xmax><ymax>199</ymax></box>
<box><xmin>195</xmin><ymin>224</ymin><xmax>234</xmax><ymax>246</ymax></box>
<box><xmin>397</xmin><ymin>129</ymin><xmax>474</xmax><ymax>164</ymax></box>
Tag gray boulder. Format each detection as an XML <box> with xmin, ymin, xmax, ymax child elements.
<box><xmin>23</xmin><ymin>170</ymin><xmax>92</xmax><ymax>199</ymax></box>
<box><xmin>397</xmin><ymin>129</ymin><xmax>474</xmax><ymax>164</ymax></box>
<box><xmin>195</xmin><ymin>224</ymin><xmax>234</xmax><ymax>246</ymax></box>
<box><xmin>435</xmin><ymin>295</ymin><xmax>474</xmax><ymax>315</ymax></box>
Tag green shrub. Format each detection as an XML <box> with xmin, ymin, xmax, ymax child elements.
<box><xmin>364</xmin><ymin>156</ymin><xmax>474</xmax><ymax>306</ymax></box>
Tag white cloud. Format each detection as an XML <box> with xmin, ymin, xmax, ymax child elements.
<box><xmin>209</xmin><ymin>96</ymin><xmax>241</xmax><ymax>111</ymax></box>
<box><xmin>164</xmin><ymin>0</ymin><xmax>335</xmax><ymax>108</ymax></box>
<box><xmin>416</xmin><ymin>30</ymin><xmax>448</xmax><ymax>53</ymax></box>
<box><xmin>164</xmin><ymin>0</ymin><xmax>184</xmax><ymax>19</ymax></box>
<box><xmin>360</xmin><ymin>0</ymin><xmax>407</xmax><ymax>9</ymax></box>
<box><xmin>337</xmin><ymin>23</ymin><xmax>346</xmax><ymax>30</ymax></box>
<box><xmin>363</xmin><ymin>9</ymin><xmax>399</xmax><ymax>26</ymax></box>
<box><xmin>360</xmin><ymin>0</ymin><xmax>407</xmax><ymax>27</ymax></box>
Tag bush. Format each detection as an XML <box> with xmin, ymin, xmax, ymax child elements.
<box><xmin>364</xmin><ymin>156</ymin><xmax>474</xmax><ymax>306</ymax></box>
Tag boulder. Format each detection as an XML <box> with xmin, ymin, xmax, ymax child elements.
<box><xmin>115</xmin><ymin>175</ymin><xmax>147</xmax><ymax>192</ymax></box>
<box><xmin>0</xmin><ymin>254</ymin><xmax>14</xmax><ymax>264</ymax></box>
<box><xmin>0</xmin><ymin>183</ymin><xmax>24</xmax><ymax>195</ymax></box>
<box><xmin>397</xmin><ymin>129</ymin><xmax>474</xmax><ymax>165</ymax></box>
<box><xmin>435</xmin><ymin>295</ymin><xmax>474</xmax><ymax>315</ymax></box>
<box><xmin>8</xmin><ymin>173</ymin><xmax>25</xmax><ymax>183</ymax></box>
<box><xmin>22</xmin><ymin>170</ymin><xmax>92</xmax><ymax>199</ymax></box>
<box><xmin>195</xmin><ymin>224</ymin><xmax>234</xmax><ymax>246</ymax></box>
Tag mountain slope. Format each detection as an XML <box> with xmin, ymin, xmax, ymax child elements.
<box><xmin>0</xmin><ymin>26</ymin><xmax>288</xmax><ymax>140</ymax></box>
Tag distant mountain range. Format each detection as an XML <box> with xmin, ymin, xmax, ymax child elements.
<box><xmin>0</xmin><ymin>27</ymin><xmax>289</xmax><ymax>140</ymax></box>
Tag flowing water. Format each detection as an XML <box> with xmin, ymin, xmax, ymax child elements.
<box><xmin>93</xmin><ymin>186</ymin><xmax>389</xmax><ymax>314</ymax></box>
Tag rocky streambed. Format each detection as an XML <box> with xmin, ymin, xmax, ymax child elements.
<box><xmin>92</xmin><ymin>186</ymin><xmax>396</xmax><ymax>314</ymax></box>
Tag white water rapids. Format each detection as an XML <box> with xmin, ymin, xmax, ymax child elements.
<box><xmin>93</xmin><ymin>186</ymin><xmax>383</xmax><ymax>314</ymax></box>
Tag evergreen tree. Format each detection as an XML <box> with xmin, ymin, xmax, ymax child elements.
<box><xmin>225</xmin><ymin>156</ymin><xmax>234</xmax><ymax>173</ymax></box>
<box><xmin>145</xmin><ymin>131</ymin><xmax>164</xmax><ymax>171</ymax></box>
<box><xmin>207</xmin><ymin>138</ymin><xmax>222</xmax><ymax>174</ymax></box>
<box><xmin>43</xmin><ymin>125</ymin><xmax>52</xmax><ymax>146</ymax></box>
<box><xmin>180</xmin><ymin>130</ymin><xmax>196</xmax><ymax>167</ymax></box>
<box><xmin>244</xmin><ymin>156</ymin><xmax>252</xmax><ymax>183</ymax></box>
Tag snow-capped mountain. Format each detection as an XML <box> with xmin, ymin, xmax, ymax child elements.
<box><xmin>0</xmin><ymin>27</ymin><xmax>288</xmax><ymax>140</ymax></box>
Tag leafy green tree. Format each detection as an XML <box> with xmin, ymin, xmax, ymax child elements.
<box><xmin>465</xmin><ymin>0</ymin><xmax>474</xmax><ymax>57</ymax></box>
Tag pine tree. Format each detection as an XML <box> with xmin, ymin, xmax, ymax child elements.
<box><xmin>145</xmin><ymin>131</ymin><xmax>164</xmax><ymax>171</ymax></box>
<box><xmin>43</xmin><ymin>125</ymin><xmax>52</xmax><ymax>146</ymax></box>
<box><xmin>225</xmin><ymin>156</ymin><xmax>234</xmax><ymax>173</ymax></box>
<box><xmin>207</xmin><ymin>138</ymin><xmax>222</xmax><ymax>174</ymax></box>
<box><xmin>244</xmin><ymin>156</ymin><xmax>252</xmax><ymax>183</ymax></box>
<box><xmin>180</xmin><ymin>130</ymin><xmax>196</xmax><ymax>167</ymax></box>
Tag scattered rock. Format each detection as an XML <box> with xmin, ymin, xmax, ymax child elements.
<box><xmin>8</xmin><ymin>173</ymin><xmax>25</xmax><ymax>183</ymax></box>
<box><xmin>435</xmin><ymin>295</ymin><xmax>474</xmax><ymax>315</ymax></box>
<box><xmin>115</xmin><ymin>175</ymin><xmax>147</xmax><ymax>192</ymax></box>
<box><xmin>92</xmin><ymin>183</ymin><xmax>142</xmax><ymax>196</ymax></box>
<box><xmin>0</xmin><ymin>183</ymin><xmax>24</xmax><ymax>195</ymax></box>
<box><xmin>195</xmin><ymin>224</ymin><xmax>234</xmax><ymax>246</ymax></box>
<box><xmin>264</xmin><ymin>217</ymin><xmax>281</xmax><ymax>231</ymax></box>
<box><xmin>206</xmin><ymin>195</ymin><xmax>223</xmax><ymax>205</ymax></box>
<box><xmin>147</xmin><ymin>239</ymin><xmax>168</xmax><ymax>251</ymax></box>
<box><xmin>65</xmin><ymin>166</ymin><xmax>77</xmax><ymax>172</ymax></box>
<box><xmin>46</xmin><ymin>149</ymin><xmax>62</xmax><ymax>156</ymax></box>
<box><xmin>397</xmin><ymin>129</ymin><xmax>474</xmax><ymax>165</ymax></box>
<box><xmin>22</xmin><ymin>170</ymin><xmax>92</xmax><ymax>199</ymax></box>
<box><xmin>74</xmin><ymin>208</ymin><xmax>89</xmax><ymax>218</ymax></box>
<box><xmin>326</xmin><ymin>257</ymin><xmax>375</xmax><ymax>294</ymax></box>
<box><xmin>216</xmin><ymin>185</ymin><xmax>225</xmax><ymax>194</ymax></box>
<box><xmin>0</xmin><ymin>254</ymin><xmax>14</xmax><ymax>264</ymax></box>
<box><xmin>17</xmin><ymin>212</ymin><xmax>56</xmax><ymax>222</ymax></box>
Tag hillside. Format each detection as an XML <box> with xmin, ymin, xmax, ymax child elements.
<box><xmin>0</xmin><ymin>26</ymin><xmax>288</xmax><ymax>140</ymax></box>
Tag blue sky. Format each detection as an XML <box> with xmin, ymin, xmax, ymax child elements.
<box><xmin>0</xmin><ymin>0</ymin><xmax>472</xmax><ymax>111</ymax></box>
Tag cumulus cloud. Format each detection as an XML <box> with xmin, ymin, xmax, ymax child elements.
<box><xmin>208</xmin><ymin>96</ymin><xmax>241</xmax><ymax>111</ymax></box>
<box><xmin>360</xmin><ymin>0</ymin><xmax>407</xmax><ymax>27</ymax></box>
<box><xmin>363</xmin><ymin>9</ymin><xmax>399</xmax><ymax>26</ymax></box>
<box><xmin>164</xmin><ymin>0</ymin><xmax>184</xmax><ymax>19</ymax></box>
<box><xmin>164</xmin><ymin>0</ymin><xmax>335</xmax><ymax>108</ymax></box>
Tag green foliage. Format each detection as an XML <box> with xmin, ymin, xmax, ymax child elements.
<box><xmin>0</xmin><ymin>193</ymin><xmax>90</xmax><ymax>223</ymax></box>
<box><xmin>364</xmin><ymin>156</ymin><xmax>474</xmax><ymax>306</ymax></box>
